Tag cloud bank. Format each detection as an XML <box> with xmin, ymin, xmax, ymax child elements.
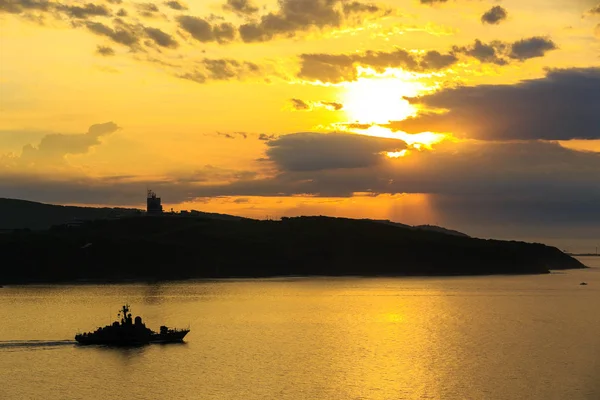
<box><xmin>390</xmin><ymin>67</ymin><xmax>600</xmax><ymax>140</ymax></box>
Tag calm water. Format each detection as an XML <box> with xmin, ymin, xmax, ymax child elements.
<box><xmin>1</xmin><ymin>257</ymin><xmax>600</xmax><ymax>400</ymax></box>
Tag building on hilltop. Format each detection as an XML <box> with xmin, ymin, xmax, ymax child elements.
<box><xmin>146</xmin><ymin>190</ymin><xmax>163</xmax><ymax>215</ymax></box>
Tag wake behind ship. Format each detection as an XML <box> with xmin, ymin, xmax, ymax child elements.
<box><xmin>75</xmin><ymin>305</ymin><xmax>189</xmax><ymax>345</ymax></box>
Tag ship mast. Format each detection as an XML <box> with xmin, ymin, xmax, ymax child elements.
<box><xmin>120</xmin><ymin>304</ymin><xmax>131</xmax><ymax>325</ymax></box>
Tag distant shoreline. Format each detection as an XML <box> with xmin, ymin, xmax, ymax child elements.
<box><xmin>1</xmin><ymin>270</ymin><xmax>562</xmax><ymax>286</ymax></box>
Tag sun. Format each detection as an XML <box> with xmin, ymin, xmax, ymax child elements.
<box><xmin>339</xmin><ymin>71</ymin><xmax>450</xmax><ymax>151</ymax></box>
<box><xmin>342</xmin><ymin>74</ymin><xmax>423</xmax><ymax>124</ymax></box>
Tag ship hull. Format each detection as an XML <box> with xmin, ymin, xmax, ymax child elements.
<box><xmin>75</xmin><ymin>336</ymin><xmax>148</xmax><ymax>346</ymax></box>
<box><xmin>75</xmin><ymin>330</ymin><xmax>189</xmax><ymax>346</ymax></box>
<box><xmin>149</xmin><ymin>330</ymin><xmax>189</xmax><ymax>343</ymax></box>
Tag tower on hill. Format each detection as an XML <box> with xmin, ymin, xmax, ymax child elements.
<box><xmin>146</xmin><ymin>190</ymin><xmax>163</xmax><ymax>215</ymax></box>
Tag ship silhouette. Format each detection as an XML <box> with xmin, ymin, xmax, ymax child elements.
<box><xmin>75</xmin><ymin>305</ymin><xmax>189</xmax><ymax>345</ymax></box>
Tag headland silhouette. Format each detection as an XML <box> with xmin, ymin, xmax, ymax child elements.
<box><xmin>0</xmin><ymin>197</ymin><xmax>585</xmax><ymax>284</ymax></box>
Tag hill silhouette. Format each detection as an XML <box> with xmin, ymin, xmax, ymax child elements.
<box><xmin>413</xmin><ymin>224</ymin><xmax>469</xmax><ymax>237</ymax></box>
<box><xmin>369</xmin><ymin>220</ymin><xmax>469</xmax><ymax>237</ymax></box>
<box><xmin>0</xmin><ymin>198</ymin><xmax>245</xmax><ymax>230</ymax></box>
<box><xmin>0</xmin><ymin>213</ymin><xmax>585</xmax><ymax>284</ymax></box>
<box><xmin>0</xmin><ymin>198</ymin><xmax>140</xmax><ymax>230</ymax></box>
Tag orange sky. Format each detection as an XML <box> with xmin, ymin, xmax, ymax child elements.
<box><xmin>1</xmin><ymin>0</ymin><xmax>600</xmax><ymax>249</ymax></box>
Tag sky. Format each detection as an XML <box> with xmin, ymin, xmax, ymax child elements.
<box><xmin>1</xmin><ymin>0</ymin><xmax>600</xmax><ymax>251</ymax></box>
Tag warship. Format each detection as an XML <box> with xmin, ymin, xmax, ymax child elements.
<box><xmin>75</xmin><ymin>305</ymin><xmax>189</xmax><ymax>345</ymax></box>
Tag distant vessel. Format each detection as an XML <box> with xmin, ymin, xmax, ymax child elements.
<box><xmin>75</xmin><ymin>305</ymin><xmax>189</xmax><ymax>345</ymax></box>
<box><xmin>580</xmin><ymin>282</ymin><xmax>588</xmax><ymax>286</ymax></box>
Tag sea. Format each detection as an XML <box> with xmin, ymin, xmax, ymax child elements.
<box><xmin>1</xmin><ymin>256</ymin><xmax>599</xmax><ymax>400</ymax></box>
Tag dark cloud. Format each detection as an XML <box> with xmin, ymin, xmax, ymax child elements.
<box><xmin>84</xmin><ymin>20</ymin><xmax>140</xmax><ymax>47</ymax></box>
<box><xmin>144</xmin><ymin>26</ymin><xmax>179</xmax><ymax>48</ymax></box>
<box><xmin>265</xmin><ymin>132</ymin><xmax>406</xmax><ymax>172</ymax></box>
<box><xmin>299</xmin><ymin>36</ymin><xmax>558</xmax><ymax>83</ymax></box>
<box><xmin>392</xmin><ymin>140</ymin><xmax>600</xmax><ymax>234</ymax></box>
<box><xmin>177</xmin><ymin>15</ymin><xmax>236</xmax><ymax>43</ymax></box>
<box><xmin>290</xmin><ymin>98</ymin><xmax>311</xmax><ymax>110</ymax></box>
<box><xmin>289</xmin><ymin>99</ymin><xmax>344</xmax><ymax>111</ymax></box>
<box><xmin>169</xmin><ymin>165</ymin><xmax>259</xmax><ymax>184</ymax></box>
<box><xmin>430</xmin><ymin>193</ymin><xmax>600</xmax><ymax>239</ymax></box>
<box><xmin>96</xmin><ymin>45</ymin><xmax>115</xmax><ymax>56</ymax></box>
<box><xmin>587</xmin><ymin>4</ymin><xmax>600</xmax><ymax>14</ymax></box>
<box><xmin>177</xmin><ymin>16</ymin><xmax>213</xmax><ymax>41</ymax></box>
<box><xmin>453</xmin><ymin>36</ymin><xmax>556</xmax><ymax>65</ymax></box>
<box><xmin>178</xmin><ymin>58</ymin><xmax>260</xmax><ymax>83</ymax></box>
<box><xmin>419</xmin><ymin>50</ymin><xmax>459</xmax><ymax>70</ymax></box>
<box><xmin>2</xmin><ymin>0</ymin><xmax>387</xmax><ymax>52</ymax></box>
<box><xmin>106</xmin><ymin>0</ymin><xmax>122</xmax><ymax>4</ymax></box>
<box><xmin>136</xmin><ymin>2</ymin><xmax>160</xmax><ymax>18</ymax></box>
<box><xmin>57</xmin><ymin>3</ymin><xmax>111</xmax><ymax>18</ymax></box>
<box><xmin>216</xmin><ymin>131</ymin><xmax>248</xmax><ymax>139</ymax></box>
<box><xmin>420</xmin><ymin>0</ymin><xmax>449</xmax><ymax>4</ymax></box>
<box><xmin>179</xmin><ymin>70</ymin><xmax>207</xmax><ymax>84</ymax></box>
<box><xmin>509</xmin><ymin>36</ymin><xmax>557</xmax><ymax>60</ymax></box>
<box><xmin>216</xmin><ymin>132</ymin><xmax>236</xmax><ymax>139</ymax></box>
<box><xmin>213</xmin><ymin>22</ymin><xmax>236</xmax><ymax>42</ymax></box>
<box><xmin>223</xmin><ymin>0</ymin><xmax>258</xmax><ymax>16</ymax></box>
<box><xmin>453</xmin><ymin>39</ymin><xmax>507</xmax><ymax>65</ymax></box>
<box><xmin>206</xmin><ymin>13</ymin><xmax>226</xmax><ymax>22</ymax></box>
<box><xmin>84</xmin><ymin>18</ymin><xmax>181</xmax><ymax>50</ymax></box>
<box><xmin>258</xmin><ymin>133</ymin><xmax>278</xmax><ymax>141</ymax></box>
<box><xmin>390</xmin><ymin>67</ymin><xmax>600</xmax><ymax>140</ymax></box>
<box><xmin>0</xmin><ymin>0</ymin><xmax>112</xmax><ymax>20</ymax></box>
<box><xmin>481</xmin><ymin>5</ymin><xmax>507</xmax><ymax>25</ymax></box>
<box><xmin>298</xmin><ymin>48</ymin><xmax>457</xmax><ymax>83</ymax></box>
<box><xmin>204</xmin><ymin>59</ymin><xmax>256</xmax><ymax>79</ymax></box>
<box><xmin>0</xmin><ymin>0</ymin><xmax>51</xmax><ymax>14</ymax></box>
<box><xmin>165</xmin><ymin>0</ymin><xmax>187</xmax><ymax>10</ymax></box>
<box><xmin>238</xmin><ymin>0</ymin><xmax>388</xmax><ymax>43</ymax></box>
<box><xmin>11</xmin><ymin>122</ymin><xmax>119</xmax><ymax>165</ymax></box>
<box><xmin>298</xmin><ymin>53</ymin><xmax>357</xmax><ymax>83</ymax></box>
<box><xmin>342</xmin><ymin>1</ymin><xmax>380</xmax><ymax>14</ymax></box>
<box><xmin>263</xmin><ymin>137</ymin><xmax>599</xmax><ymax>196</ymax></box>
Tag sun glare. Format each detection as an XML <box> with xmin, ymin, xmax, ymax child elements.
<box><xmin>386</xmin><ymin>150</ymin><xmax>408</xmax><ymax>158</ymax></box>
<box><xmin>343</xmin><ymin>75</ymin><xmax>423</xmax><ymax>124</ymax></box>
<box><xmin>357</xmin><ymin>126</ymin><xmax>447</xmax><ymax>149</ymax></box>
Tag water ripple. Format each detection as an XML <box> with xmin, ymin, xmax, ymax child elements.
<box><xmin>0</xmin><ymin>340</ymin><xmax>75</xmax><ymax>351</ymax></box>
